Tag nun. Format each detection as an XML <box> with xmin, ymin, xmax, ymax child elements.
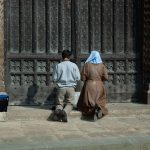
<box><xmin>77</xmin><ymin>51</ymin><xmax>108</xmax><ymax>121</ymax></box>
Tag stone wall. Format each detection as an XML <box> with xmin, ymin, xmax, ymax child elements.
<box><xmin>0</xmin><ymin>0</ymin><xmax>4</xmax><ymax>92</ymax></box>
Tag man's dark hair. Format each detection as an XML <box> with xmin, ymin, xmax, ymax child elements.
<box><xmin>62</xmin><ymin>50</ymin><xmax>72</xmax><ymax>59</ymax></box>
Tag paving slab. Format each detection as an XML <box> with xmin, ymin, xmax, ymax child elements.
<box><xmin>0</xmin><ymin>103</ymin><xmax>150</xmax><ymax>150</ymax></box>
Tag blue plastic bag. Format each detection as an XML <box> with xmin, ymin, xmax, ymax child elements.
<box><xmin>0</xmin><ymin>92</ymin><xmax>9</xmax><ymax>112</ymax></box>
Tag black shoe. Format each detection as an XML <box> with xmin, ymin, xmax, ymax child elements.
<box><xmin>60</xmin><ymin>110</ymin><xmax>68</xmax><ymax>122</ymax></box>
<box><xmin>94</xmin><ymin>108</ymin><xmax>102</xmax><ymax>121</ymax></box>
<box><xmin>53</xmin><ymin>109</ymin><xmax>62</xmax><ymax>121</ymax></box>
<box><xmin>52</xmin><ymin>113</ymin><xmax>59</xmax><ymax>121</ymax></box>
<box><xmin>97</xmin><ymin>109</ymin><xmax>102</xmax><ymax>119</ymax></box>
<box><xmin>55</xmin><ymin>109</ymin><xmax>62</xmax><ymax>115</ymax></box>
<box><xmin>93</xmin><ymin>112</ymin><xmax>98</xmax><ymax>122</ymax></box>
<box><xmin>94</xmin><ymin>108</ymin><xmax>103</xmax><ymax>119</ymax></box>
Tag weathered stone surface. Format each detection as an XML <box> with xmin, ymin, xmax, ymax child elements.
<box><xmin>0</xmin><ymin>0</ymin><xmax>4</xmax><ymax>92</ymax></box>
<box><xmin>0</xmin><ymin>103</ymin><xmax>150</xmax><ymax>150</ymax></box>
<box><xmin>0</xmin><ymin>112</ymin><xmax>7</xmax><ymax>121</ymax></box>
<box><xmin>6</xmin><ymin>103</ymin><xmax>150</xmax><ymax>120</ymax></box>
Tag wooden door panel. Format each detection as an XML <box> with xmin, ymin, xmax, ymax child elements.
<box><xmin>5</xmin><ymin>0</ymin><xmax>142</xmax><ymax>104</ymax></box>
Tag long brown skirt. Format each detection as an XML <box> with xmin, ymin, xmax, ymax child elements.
<box><xmin>77</xmin><ymin>80</ymin><xmax>108</xmax><ymax>115</ymax></box>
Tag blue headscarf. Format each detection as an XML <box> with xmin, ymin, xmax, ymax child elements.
<box><xmin>85</xmin><ymin>51</ymin><xmax>102</xmax><ymax>64</ymax></box>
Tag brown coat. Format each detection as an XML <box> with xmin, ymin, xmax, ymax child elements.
<box><xmin>77</xmin><ymin>63</ymin><xmax>108</xmax><ymax>115</ymax></box>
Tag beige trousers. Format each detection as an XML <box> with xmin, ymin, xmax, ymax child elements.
<box><xmin>56</xmin><ymin>87</ymin><xmax>75</xmax><ymax>115</ymax></box>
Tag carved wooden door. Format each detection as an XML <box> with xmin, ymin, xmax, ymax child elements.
<box><xmin>74</xmin><ymin>0</ymin><xmax>142</xmax><ymax>102</ymax></box>
<box><xmin>5</xmin><ymin>0</ymin><xmax>142</xmax><ymax>105</ymax></box>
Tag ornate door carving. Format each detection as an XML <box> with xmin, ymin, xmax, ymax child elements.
<box><xmin>74</xmin><ymin>0</ymin><xmax>142</xmax><ymax>102</ymax></box>
<box><xmin>5</xmin><ymin>0</ymin><xmax>142</xmax><ymax>104</ymax></box>
<box><xmin>142</xmin><ymin>0</ymin><xmax>150</xmax><ymax>104</ymax></box>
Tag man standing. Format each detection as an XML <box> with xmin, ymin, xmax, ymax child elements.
<box><xmin>52</xmin><ymin>50</ymin><xmax>80</xmax><ymax>122</ymax></box>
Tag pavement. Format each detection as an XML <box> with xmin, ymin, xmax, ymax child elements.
<box><xmin>0</xmin><ymin>103</ymin><xmax>150</xmax><ymax>150</ymax></box>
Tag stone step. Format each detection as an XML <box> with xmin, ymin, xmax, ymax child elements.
<box><xmin>5</xmin><ymin>103</ymin><xmax>150</xmax><ymax>121</ymax></box>
<box><xmin>0</xmin><ymin>134</ymin><xmax>150</xmax><ymax>150</ymax></box>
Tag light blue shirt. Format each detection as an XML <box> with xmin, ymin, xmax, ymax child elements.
<box><xmin>53</xmin><ymin>61</ymin><xmax>80</xmax><ymax>88</ymax></box>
